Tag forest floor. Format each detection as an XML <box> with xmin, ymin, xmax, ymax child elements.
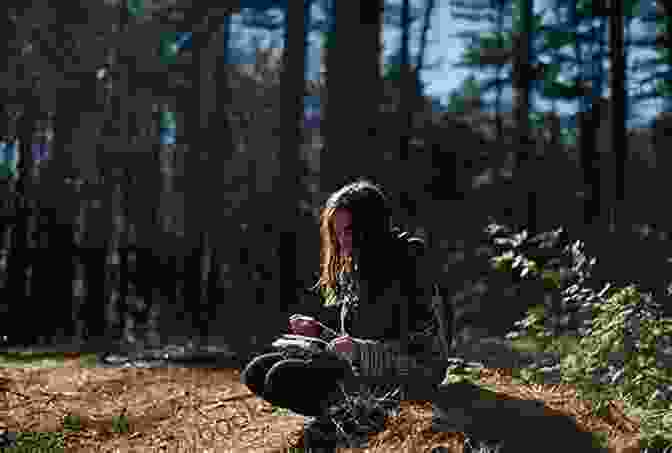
<box><xmin>0</xmin><ymin>335</ymin><xmax>643</xmax><ymax>453</ymax></box>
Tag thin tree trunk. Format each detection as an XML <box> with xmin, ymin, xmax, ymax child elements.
<box><xmin>5</xmin><ymin>93</ymin><xmax>39</xmax><ymax>345</ymax></box>
<box><xmin>277</xmin><ymin>0</ymin><xmax>307</xmax><ymax>318</ymax></box>
<box><xmin>495</xmin><ymin>2</ymin><xmax>505</xmax><ymax>142</ymax></box>
<box><xmin>181</xmin><ymin>8</ymin><xmax>233</xmax><ymax>342</ymax></box>
<box><xmin>117</xmin><ymin>171</ymin><xmax>132</xmax><ymax>341</ymax></box>
<box><xmin>609</xmin><ymin>3</ymin><xmax>626</xmax><ymax>232</ymax></box>
<box><xmin>513</xmin><ymin>0</ymin><xmax>535</xmax><ymax>234</ymax></box>
<box><xmin>203</xmin><ymin>13</ymin><xmax>236</xmax><ymax>342</ymax></box>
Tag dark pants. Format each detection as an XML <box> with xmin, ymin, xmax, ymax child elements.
<box><xmin>240</xmin><ymin>352</ymin><xmax>355</xmax><ymax>417</ymax></box>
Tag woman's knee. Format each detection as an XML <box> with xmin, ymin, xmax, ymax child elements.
<box><xmin>240</xmin><ymin>352</ymin><xmax>286</xmax><ymax>397</ymax></box>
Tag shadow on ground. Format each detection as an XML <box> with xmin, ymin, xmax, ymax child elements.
<box><xmin>431</xmin><ymin>380</ymin><xmax>606</xmax><ymax>453</ymax></box>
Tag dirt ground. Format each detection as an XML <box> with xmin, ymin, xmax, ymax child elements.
<box><xmin>0</xmin><ymin>353</ymin><xmax>643</xmax><ymax>453</ymax></box>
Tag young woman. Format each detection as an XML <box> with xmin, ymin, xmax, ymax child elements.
<box><xmin>240</xmin><ymin>179</ymin><xmax>453</xmax><ymax>447</ymax></box>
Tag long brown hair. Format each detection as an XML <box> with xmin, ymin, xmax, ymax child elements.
<box><xmin>312</xmin><ymin>179</ymin><xmax>392</xmax><ymax>300</ymax></box>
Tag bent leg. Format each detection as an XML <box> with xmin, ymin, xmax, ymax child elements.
<box><xmin>264</xmin><ymin>358</ymin><xmax>346</xmax><ymax>416</ymax></box>
<box><xmin>240</xmin><ymin>352</ymin><xmax>286</xmax><ymax>397</ymax></box>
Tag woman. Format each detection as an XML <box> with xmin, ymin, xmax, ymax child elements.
<box><xmin>240</xmin><ymin>179</ymin><xmax>453</xmax><ymax>447</ymax></box>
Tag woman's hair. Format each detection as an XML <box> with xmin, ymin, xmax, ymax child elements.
<box><xmin>312</xmin><ymin>178</ymin><xmax>392</xmax><ymax>294</ymax></box>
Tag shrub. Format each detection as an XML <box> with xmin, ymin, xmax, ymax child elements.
<box><xmin>487</xmin><ymin>222</ymin><xmax>598</xmax><ymax>345</ymax></box>
<box><xmin>486</xmin><ymin>222</ymin><xmax>672</xmax><ymax>450</ymax></box>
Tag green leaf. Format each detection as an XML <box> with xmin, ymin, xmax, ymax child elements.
<box><xmin>160</xmin><ymin>110</ymin><xmax>177</xmax><ymax>130</ymax></box>
<box><xmin>624</xmin><ymin>0</ymin><xmax>641</xmax><ymax>18</ymax></box>
<box><xmin>656</xmin><ymin>79</ymin><xmax>672</xmax><ymax>97</ymax></box>
<box><xmin>126</xmin><ymin>0</ymin><xmax>144</xmax><ymax>17</ymax></box>
<box><xmin>511</xmin><ymin>3</ymin><xmax>544</xmax><ymax>35</ymax></box>
<box><xmin>545</xmin><ymin>30</ymin><xmax>575</xmax><ymax>50</ymax></box>
<box><xmin>384</xmin><ymin>63</ymin><xmax>402</xmax><ymax>82</ymax></box>
<box><xmin>159</xmin><ymin>32</ymin><xmax>180</xmax><ymax>65</ymax></box>
<box><xmin>322</xmin><ymin>31</ymin><xmax>335</xmax><ymax>51</ymax></box>
<box><xmin>541</xmin><ymin>80</ymin><xmax>582</xmax><ymax>100</ymax></box>
<box><xmin>322</xmin><ymin>286</ymin><xmax>338</xmax><ymax>307</ymax></box>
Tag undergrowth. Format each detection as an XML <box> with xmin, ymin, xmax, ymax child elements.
<box><xmin>487</xmin><ymin>221</ymin><xmax>672</xmax><ymax>451</ymax></box>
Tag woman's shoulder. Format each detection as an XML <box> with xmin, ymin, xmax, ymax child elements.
<box><xmin>389</xmin><ymin>228</ymin><xmax>437</xmax><ymax>294</ymax></box>
<box><xmin>390</xmin><ymin>227</ymin><xmax>426</xmax><ymax>259</ymax></box>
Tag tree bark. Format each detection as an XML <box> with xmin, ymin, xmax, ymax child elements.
<box><xmin>512</xmin><ymin>0</ymin><xmax>536</xmax><ymax>234</ymax></box>
<box><xmin>609</xmin><ymin>0</ymin><xmax>627</xmax><ymax>232</ymax></box>
<box><xmin>276</xmin><ymin>0</ymin><xmax>307</xmax><ymax>318</ymax></box>
<box><xmin>323</xmin><ymin>1</ymin><xmax>383</xmax><ymax>197</ymax></box>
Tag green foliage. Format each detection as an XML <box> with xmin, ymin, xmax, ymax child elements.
<box><xmin>0</xmin><ymin>140</ymin><xmax>20</xmax><ymax>182</ymax></box>
<box><xmin>112</xmin><ymin>411</ymin><xmax>131</xmax><ymax>434</ymax></box>
<box><xmin>562</xmin><ymin>286</ymin><xmax>672</xmax><ymax>406</ymax></box>
<box><xmin>446</xmin><ymin>75</ymin><xmax>483</xmax><ymax>114</ymax></box>
<box><xmin>462</xmin><ymin>75</ymin><xmax>482</xmax><ymax>100</ymax></box>
<box><xmin>159</xmin><ymin>110</ymin><xmax>177</xmax><ymax>130</ymax></box>
<box><xmin>487</xmin><ymin>222</ymin><xmax>672</xmax><ymax>449</ymax></box>
<box><xmin>322</xmin><ymin>31</ymin><xmax>335</xmax><ymax>52</ymax></box>
<box><xmin>126</xmin><ymin>0</ymin><xmax>145</xmax><ymax>18</ymax></box>
<box><xmin>479</xmin><ymin>32</ymin><xmax>513</xmax><ymax>51</ymax></box>
<box><xmin>62</xmin><ymin>414</ymin><xmax>82</xmax><ymax>432</ymax></box>
<box><xmin>271</xmin><ymin>406</ymin><xmax>292</xmax><ymax>416</ymax></box>
<box><xmin>4</xmin><ymin>432</ymin><xmax>65</xmax><ymax>452</ymax></box>
<box><xmin>321</xmin><ymin>285</ymin><xmax>338</xmax><ymax>307</ymax></box>
<box><xmin>656</xmin><ymin>79</ymin><xmax>672</xmax><ymax>98</ymax></box>
<box><xmin>511</xmin><ymin>1</ymin><xmax>544</xmax><ymax>35</ymax></box>
<box><xmin>159</xmin><ymin>32</ymin><xmax>180</xmax><ymax>65</ymax></box>
<box><xmin>544</xmin><ymin>29</ymin><xmax>575</xmax><ymax>50</ymax></box>
<box><xmin>575</xmin><ymin>0</ymin><xmax>642</xmax><ymax>18</ymax></box>
<box><xmin>560</xmin><ymin>127</ymin><xmax>577</xmax><ymax>146</ymax></box>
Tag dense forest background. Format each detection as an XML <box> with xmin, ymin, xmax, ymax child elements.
<box><xmin>0</xmin><ymin>0</ymin><xmax>671</xmax><ymax>357</ymax></box>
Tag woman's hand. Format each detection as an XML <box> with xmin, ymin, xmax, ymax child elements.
<box><xmin>288</xmin><ymin>314</ymin><xmax>323</xmax><ymax>338</ymax></box>
<box><xmin>328</xmin><ymin>335</ymin><xmax>357</xmax><ymax>362</ymax></box>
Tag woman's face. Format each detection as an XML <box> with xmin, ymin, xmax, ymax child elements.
<box><xmin>333</xmin><ymin>208</ymin><xmax>353</xmax><ymax>257</ymax></box>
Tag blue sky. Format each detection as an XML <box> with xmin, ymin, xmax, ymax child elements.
<box><xmin>229</xmin><ymin>0</ymin><xmax>667</xmax><ymax>129</ymax></box>
<box><xmin>409</xmin><ymin>0</ymin><xmax>665</xmax><ymax>128</ymax></box>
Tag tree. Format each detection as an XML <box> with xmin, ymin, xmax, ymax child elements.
<box><xmin>512</xmin><ymin>0</ymin><xmax>537</xmax><ymax>234</ymax></box>
<box><xmin>608</xmin><ymin>0</ymin><xmax>627</xmax><ymax>231</ymax></box>
<box><xmin>177</xmin><ymin>5</ymin><xmax>241</xmax><ymax>341</ymax></box>
<box><xmin>322</xmin><ymin>1</ymin><xmax>384</xmax><ymax>196</ymax></box>
<box><xmin>450</xmin><ymin>0</ymin><xmax>540</xmax><ymax>232</ymax></box>
<box><xmin>276</xmin><ymin>0</ymin><xmax>308</xmax><ymax>318</ymax></box>
<box><xmin>2</xmin><ymin>1</ymin><xmax>98</xmax><ymax>345</ymax></box>
<box><xmin>416</xmin><ymin>0</ymin><xmax>438</xmax><ymax>96</ymax></box>
<box><xmin>446</xmin><ymin>74</ymin><xmax>484</xmax><ymax>115</ymax></box>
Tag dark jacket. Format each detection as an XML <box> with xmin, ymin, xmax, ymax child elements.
<box><xmin>311</xmin><ymin>228</ymin><xmax>453</xmax><ymax>395</ymax></box>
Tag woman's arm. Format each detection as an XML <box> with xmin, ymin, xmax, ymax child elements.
<box><xmin>346</xmin><ymin>243</ymin><xmax>452</xmax><ymax>390</ymax></box>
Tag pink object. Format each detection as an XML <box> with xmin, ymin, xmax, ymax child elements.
<box><xmin>289</xmin><ymin>315</ymin><xmax>323</xmax><ymax>338</ymax></box>
<box><xmin>330</xmin><ymin>335</ymin><xmax>354</xmax><ymax>356</ymax></box>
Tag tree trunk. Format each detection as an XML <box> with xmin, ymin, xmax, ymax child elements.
<box><xmin>578</xmin><ymin>103</ymin><xmax>601</xmax><ymax>226</ymax></box>
<box><xmin>181</xmin><ymin>8</ymin><xmax>234</xmax><ymax>341</ymax></box>
<box><xmin>323</xmin><ymin>1</ymin><xmax>383</xmax><ymax>197</ymax></box>
<box><xmin>512</xmin><ymin>0</ymin><xmax>536</xmax><ymax>234</ymax></box>
<box><xmin>275</xmin><ymin>0</ymin><xmax>307</xmax><ymax>319</ymax></box>
<box><xmin>204</xmin><ymin>13</ymin><xmax>250</xmax><ymax>344</ymax></box>
<box><xmin>609</xmin><ymin>1</ymin><xmax>626</xmax><ymax>232</ymax></box>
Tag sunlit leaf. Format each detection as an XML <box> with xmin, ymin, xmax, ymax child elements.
<box><xmin>160</xmin><ymin>110</ymin><xmax>177</xmax><ymax>130</ymax></box>
<box><xmin>159</xmin><ymin>32</ymin><xmax>180</xmax><ymax>65</ymax></box>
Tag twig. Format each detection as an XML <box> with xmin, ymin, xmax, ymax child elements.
<box><xmin>1</xmin><ymin>389</ymin><xmax>30</xmax><ymax>399</ymax></box>
<box><xmin>202</xmin><ymin>392</ymin><xmax>255</xmax><ymax>411</ymax></box>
